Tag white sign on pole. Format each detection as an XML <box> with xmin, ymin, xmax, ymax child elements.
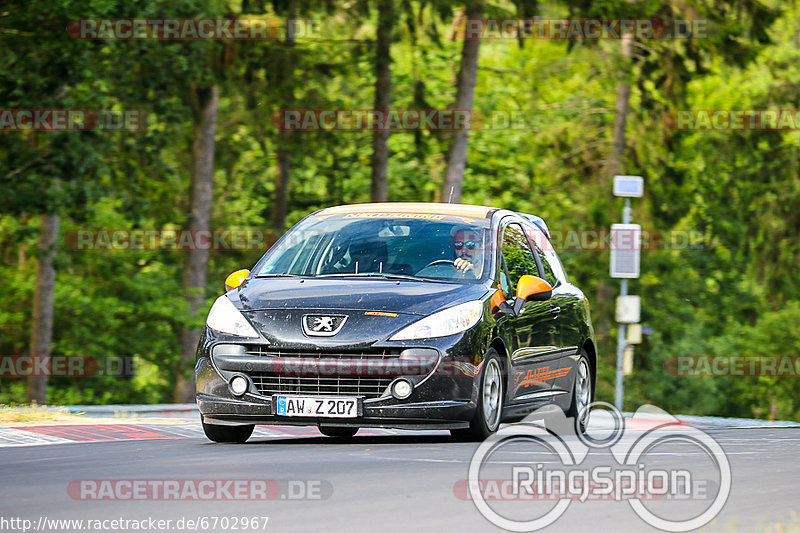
<box><xmin>616</xmin><ymin>295</ymin><xmax>641</xmax><ymax>323</ymax></box>
<box><xmin>627</xmin><ymin>323</ymin><xmax>643</xmax><ymax>344</ymax></box>
<box><xmin>610</xmin><ymin>223</ymin><xmax>641</xmax><ymax>278</ymax></box>
<box><xmin>623</xmin><ymin>346</ymin><xmax>634</xmax><ymax>375</ymax></box>
<box><xmin>613</xmin><ymin>175</ymin><xmax>644</xmax><ymax>197</ymax></box>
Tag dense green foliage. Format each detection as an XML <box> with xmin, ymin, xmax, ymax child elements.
<box><xmin>1</xmin><ymin>0</ymin><xmax>798</xmax><ymax>419</ymax></box>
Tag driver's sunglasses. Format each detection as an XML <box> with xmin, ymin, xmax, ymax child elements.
<box><xmin>453</xmin><ymin>241</ymin><xmax>477</xmax><ymax>250</ymax></box>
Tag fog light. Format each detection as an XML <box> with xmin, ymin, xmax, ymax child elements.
<box><xmin>230</xmin><ymin>375</ymin><xmax>249</xmax><ymax>396</ymax></box>
<box><xmin>391</xmin><ymin>379</ymin><xmax>413</xmax><ymax>399</ymax></box>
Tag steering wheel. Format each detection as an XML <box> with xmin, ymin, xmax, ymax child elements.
<box><xmin>420</xmin><ymin>259</ymin><xmax>457</xmax><ymax>270</ymax></box>
<box><xmin>417</xmin><ymin>259</ymin><xmax>475</xmax><ymax>279</ymax></box>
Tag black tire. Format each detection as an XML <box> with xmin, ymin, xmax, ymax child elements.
<box><xmin>566</xmin><ymin>349</ymin><xmax>593</xmax><ymax>434</ymax></box>
<box><xmin>318</xmin><ymin>426</ymin><xmax>359</xmax><ymax>438</ymax></box>
<box><xmin>451</xmin><ymin>348</ymin><xmax>504</xmax><ymax>441</ymax></box>
<box><xmin>201</xmin><ymin>417</ymin><xmax>254</xmax><ymax>443</ymax></box>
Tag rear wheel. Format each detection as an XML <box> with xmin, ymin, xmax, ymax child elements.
<box><xmin>201</xmin><ymin>417</ymin><xmax>254</xmax><ymax>443</ymax></box>
<box><xmin>566</xmin><ymin>350</ymin><xmax>593</xmax><ymax>434</ymax></box>
<box><xmin>451</xmin><ymin>348</ymin><xmax>504</xmax><ymax>441</ymax></box>
<box><xmin>318</xmin><ymin>426</ymin><xmax>358</xmax><ymax>438</ymax></box>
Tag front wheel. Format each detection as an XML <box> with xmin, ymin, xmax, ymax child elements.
<box><xmin>318</xmin><ymin>426</ymin><xmax>358</xmax><ymax>438</ymax></box>
<box><xmin>451</xmin><ymin>348</ymin><xmax>504</xmax><ymax>441</ymax></box>
<box><xmin>201</xmin><ymin>417</ymin><xmax>254</xmax><ymax>443</ymax></box>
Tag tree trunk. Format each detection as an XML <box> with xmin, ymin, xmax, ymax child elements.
<box><xmin>607</xmin><ymin>33</ymin><xmax>634</xmax><ymax>178</ymax></box>
<box><xmin>271</xmin><ymin>5</ymin><xmax>298</xmax><ymax>233</ymax></box>
<box><xmin>18</xmin><ymin>212</ymin><xmax>29</xmax><ymax>269</ymax></box>
<box><xmin>441</xmin><ymin>0</ymin><xmax>484</xmax><ymax>204</ymax></box>
<box><xmin>175</xmin><ymin>85</ymin><xmax>219</xmax><ymax>403</ymax></box>
<box><xmin>370</xmin><ymin>0</ymin><xmax>393</xmax><ymax>202</ymax></box>
<box><xmin>272</xmin><ymin>142</ymin><xmax>291</xmax><ymax>231</ymax></box>
<box><xmin>27</xmin><ymin>214</ymin><xmax>59</xmax><ymax>404</ymax></box>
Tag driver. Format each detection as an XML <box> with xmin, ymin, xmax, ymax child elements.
<box><xmin>451</xmin><ymin>227</ymin><xmax>481</xmax><ymax>275</ymax></box>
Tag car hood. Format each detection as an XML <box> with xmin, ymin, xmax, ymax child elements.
<box><xmin>233</xmin><ymin>277</ymin><xmax>489</xmax><ymax>316</ymax></box>
<box><xmin>228</xmin><ymin>278</ymin><xmax>490</xmax><ymax>348</ymax></box>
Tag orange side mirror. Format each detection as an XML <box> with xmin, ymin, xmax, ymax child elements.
<box><xmin>490</xmin><ymin>288</ymin><xmax>506</xmax><ymax>314</ymax></box>
<box><xmin>224</xmin><ymin>269</ymin><xmax>250</xmax><ymax>291</ymax></box>
<box><xmin>516</xmin><ymin>275</ymin><xmax>552</xmax><ymax>301</ymax></box>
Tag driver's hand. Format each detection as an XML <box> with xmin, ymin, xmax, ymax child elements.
<box><xmin>454</xmin><ymin>258</ymin><xmax>474</xmax><ymax>273</ymax></box>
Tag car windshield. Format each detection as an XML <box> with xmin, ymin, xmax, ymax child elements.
<box><xmin>255</xmin><ymin>213</ymin><xmax>492</xmax><ymax>282</ymax></box>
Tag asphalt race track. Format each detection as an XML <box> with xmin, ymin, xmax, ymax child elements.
<box><xmin>1</xmin><ymin>419</ymin><xmax>799</xmax><ymax>533</ymax></box>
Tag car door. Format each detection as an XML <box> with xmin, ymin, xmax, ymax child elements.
<box><xmin>531</xmin><ymin>235</ymin><xmax>583</xmax><ymax>396</ymax></box>
<box><xmin>495</xmin><ymin>221</ymin><xmax>561</xmax><ymax>405</ymax></box>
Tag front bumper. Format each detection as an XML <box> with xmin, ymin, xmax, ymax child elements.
<box><xmin>195</xmin><ymin>329</ymin><xmax>486</xmax><ymax>429</ymax></box>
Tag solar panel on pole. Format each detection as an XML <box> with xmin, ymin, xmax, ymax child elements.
<box><xmin>610</xmin><ymin>223</ymin><xmax>641</xmax><ymax>278</ymax></box>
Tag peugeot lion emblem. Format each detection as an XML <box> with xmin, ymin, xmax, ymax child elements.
<box><xmin>302</xmin><ymin>314</ymin><xmax>348</xmax><ymax>337</ymax></box>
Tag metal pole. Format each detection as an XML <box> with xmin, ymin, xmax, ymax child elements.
<box><xmin>614</xmin><ymin>280</ymin><xmax>627</xmax><ymax>410</ymax></box>
<box><xmin>614</xmin><ymin>198</ymin><xmax>632</xmax><ymax>411</ymax></box>
<box><xmin>622</xmin><ymin>198</ymin><xmax>631</xmax><ymax>225</ymax></box>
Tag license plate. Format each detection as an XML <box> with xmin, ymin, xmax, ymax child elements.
<box><xmin>273</xmin><ymin>395</ymin><xmax>360</xmax><ymax>418</ymax></box>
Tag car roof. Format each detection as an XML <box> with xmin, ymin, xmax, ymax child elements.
<box><xmin>516</xmin><ymin>212</ymin><xmax>550</xmax><ymax>238</ymax></box>
<box><xmin>315</xmin><ymin>202</ymin><xmax>497</xmax><ymax>219</ymax></box>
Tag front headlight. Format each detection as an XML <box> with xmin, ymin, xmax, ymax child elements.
<box><xmin>206</xmin><ymin>295</ymin><xmax>259</xmax><ymax>338</ymax></box>
<box><xmin>389</xmin><ymin>300</ymin><xmax>483</xmax><ymax>341</ymax></box>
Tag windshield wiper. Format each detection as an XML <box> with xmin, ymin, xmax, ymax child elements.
<box><xmin>315</xmin><ymin>273</ymin><xmax>446</xmax><ymax>282</ymax></box>
<box><xmin>254</xmin><ymin>273</ymin><xmax>303</xmax><ymax>278</ymax></box>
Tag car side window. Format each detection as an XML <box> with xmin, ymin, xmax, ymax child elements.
<box><xmin>543</xmin><ymin>247</ymin><xmax>569</xmax><ymax>285</ymax></box>
<box><xmin>520</xmin><ymin>223</ymin><xmax>568</xmax><ymax>286</ymax></box>
<box><xmin>500</xmin><ymin>223</ymin><xmax>538</xmax><ymax>298</ymax></box>
<box><xmin>531</xmin><ymin>240</ymin><xmax>558</xmax><ymax>287</ymax></box>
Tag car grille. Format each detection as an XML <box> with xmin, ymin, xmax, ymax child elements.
<box><xmin>244</xmin><ymin>345</ymin><xmax>398</xmax><ymax>359</ymax></box>
<box><xmin>249</xmin><ymin>374</ymin><xmax>392</xmax><ymax>399</ymax></box>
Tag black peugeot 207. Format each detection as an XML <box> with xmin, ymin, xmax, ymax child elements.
<box><xmin>196</xmin><ymin>203</ymin><xmax>597</xmax><ymax>442</ymax></box>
